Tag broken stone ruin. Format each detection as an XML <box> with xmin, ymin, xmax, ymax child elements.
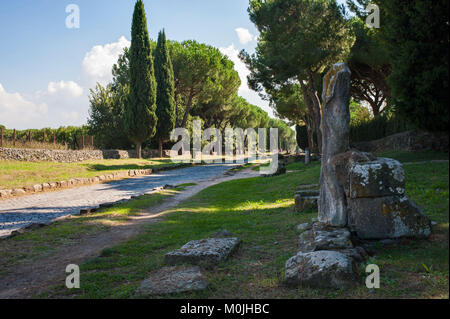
<box><xmin>138</xmin><ymin>234</ymin><xmax>241</xmax><ymax>296</ymax></box>
<box><xmin>286</xmin><ymin>63</ymin><xmax>432</xmax><ymax>289</ymax></box>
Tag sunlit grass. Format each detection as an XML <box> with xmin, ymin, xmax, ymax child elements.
<box><xmin>0</xmin><ymin>158</ymin><xmax>176</xmax><ymax>189</ymax></box>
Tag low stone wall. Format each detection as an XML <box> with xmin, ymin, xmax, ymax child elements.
<box><xmin>0</xmin><ymin>148</ymin><xmax>171</xmax><ymax>162</ymax></box>
<box><xmin>0</xmin><ymin>163</ymin><xmax>192</xmax><ymax>201</ymax></box>
<box><xmin>352</xmin><ymin>130</ymin><xmax>449</xmax><ymax>153</ymax></box>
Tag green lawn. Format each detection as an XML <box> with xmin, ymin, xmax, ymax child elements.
<box><xmin>33</xmin><ymin>150</ymin><xmax>448</xmax><ymax>299</ymax></box>
<box><xmin>0</xmin><ymin>158</ymin><xmax>176</xmax><ymax>190</ymax></box>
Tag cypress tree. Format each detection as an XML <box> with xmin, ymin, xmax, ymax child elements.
<box><xmin>154</xmin><ymin>30</ymin><xmax>176</xmax><ymax>158</ymax></box>
<box><xmin>125</xmin><ymin>0</ymin><xmax>157</xmax><ymax>158</ymax></box>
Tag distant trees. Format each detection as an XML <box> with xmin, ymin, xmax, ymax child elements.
<box><xmin>88</xmin><ymin>48</ymin><xmax>130</xmax><ymax>149</ymax></box>
<box><xmin>154</xmin><ymin>30</ymin><xmax>176</xmax><ymax>157</ymax></box>
<box><xmin>87</xmin><ymin>1</ymin><xmax>297</xmax><ymax>153</ymax></box>
<box><xmin>125</xmin><ymin>0</ymin><xmax>157</xmax><ymax>158</ymax></box>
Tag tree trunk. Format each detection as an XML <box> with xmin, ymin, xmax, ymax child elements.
<box><xmin>300</xmin><ymin>80</ymin><xmax>320</xmax><ymax>153</ymax></box>
<box><xmin>158</xmin><ymin>139</ymin><xmax>163</xmax><ymax>158</ymax></box>
<box><xmin>181</xmin><ymin>88</ymin><xmax>194</xmax><ymax>128</ymax></box>
<box><xmin>307</xmin><ymin>71</ymin><xmax>323</xmax><ymax>154</ymax></box>
<box><xmin>136</xmin><ymin>142</ymin><xmax>142</xmax><ymax>159</ymax></box>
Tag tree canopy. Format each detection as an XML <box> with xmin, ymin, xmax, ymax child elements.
<box><xmin>242</xmin><ymin>0</ymin><xmax>355</xmax><ymax>153</ymax></box>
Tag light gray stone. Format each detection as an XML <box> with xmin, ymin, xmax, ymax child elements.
<box><xmin>296</xmin><ymin>184</ymin><xmax>319</xmax><ymax>191</ymax></box>
<box><xmin>349</xmin><ymin>158</ymin><xmax>405</xmax><ymax>198</ymax></box>
<box><xmin>298</xmin><ymin>225</ymin><xmax>353</xmax><ymax>253</ymax></box>
<box><xmin>294</xmin><ymin>194</ymin><xmax>319</xmax><ymax>212</ymax></box>
<box><xmin>137</xmin><ymin>265</ymin><xmax>208</xmax><ymax>296</ymax></box>
<box><xmin>33</xmin><ymin>184</ymin><xmax>43</xmax><ymax>192</ymax></box>
<box><xmin>165</xmin><ymin>237</ymin><xmax>242</xmax><ymax>266</ymax></box>
<box><xmin>295</xmin><ymin>190</ymin><xmax>320</xmax><ymax>197</ymax></box>
<box><xmin>348</xmin><ymin>195</ymin><xmax>432</xmax><ymax>239</ymax></box>
<box><xmin>319</xmin><ymin>63</ymin><xmax>352</xmax><ymax>227</ymax></box>
<box><xmin>296</xmin><ymin>223</ymin><xmax>312</xmax><ymax>233</ymax></box>
<box><xmin>12</xmin><ymin>189</ymin><xmax>26</xmax><ymax>196</ymax></box>
<box><xmin>284</xmin><ymin>250</ymin><xmax>357</xmax><ymax>289</ymax></box>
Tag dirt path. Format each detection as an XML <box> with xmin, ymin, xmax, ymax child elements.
<box><xmin>0</xmin><ymin>168</ymin><xmax>259</xmax><ymax>299</ymax></box>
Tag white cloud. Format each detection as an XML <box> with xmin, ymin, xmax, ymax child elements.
<box><xmin>235</xmin><ymin>28</ymin><xmax>255</xmax><ymax>45</ymax></box>
<box><xmin>82</xmin><ymin>36</ymin><xmax>130</xmax><ymax>87</ymax></box>
<box><xmin>0</xmin><ymin>83</ymin><xmax>48</xmax><ymax>129</ymax></box>
<box><xmin>219</xmin><ymin>44</ymin><xmax>274</xmax><ymax>118</ymax></box>
<box><xmin>0</xmin><ymin>37</ymin><xmax>130</xmax><ymax>129</ymax></box>
<box><xmin>47</xmin><ymin>81</ymin><xmax>83</xmax><ymax>98</ymax></box>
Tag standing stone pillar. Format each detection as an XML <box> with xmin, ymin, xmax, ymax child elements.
<box><xmin>305</xmin><ymin>148</ymin><xmax>310</xmax><ymax>165</ymax></box>
<box><xmin>318</xmin><ymin>63</ymin><xmax>351</xmax><ymax>226</ymax></box>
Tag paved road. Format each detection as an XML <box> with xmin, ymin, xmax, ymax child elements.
<box><xmin>0</xmin><ymin>163</ymin><xmax>237</xmax><ymax>238</ymax></box>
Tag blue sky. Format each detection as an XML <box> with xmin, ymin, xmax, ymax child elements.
<box><xmin>0</xmin><ymin>0</ymin><xmax>267</xmax><ymax>129</ymax></box>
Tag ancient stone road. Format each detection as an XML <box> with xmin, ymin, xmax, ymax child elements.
<box><xmin>0</xmin><ymin>163</ymin><xmax>237</xmax><ymax>238</ymax></box>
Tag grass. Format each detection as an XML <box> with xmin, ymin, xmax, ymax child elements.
<box><xmin>0</xmin><ymin>158</ymin><xmax>176</xmax><ymax>190</ymax></box>
<box><xmin>2</xmin><ymin>151</ymin><xmax>448</xmax><ymax>299</ymax></box>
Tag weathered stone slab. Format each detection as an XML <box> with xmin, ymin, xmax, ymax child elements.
<box><xmin>296</xmin><ymin>184</ymin><xmax>319</xmax><ymax>191</ymax></box>
<box><xmin>285</xmin><ymin>250</ymin><xmax>357</xmax><ymax>289</ymax></box>
<box><xmin>165</xmin><ymin>237</ymin><xmax>241</xmax><ymax>266</ymax></box>
<box><xmin>295</xmin><ymin>190</ymin><xmax>320</xmax><ymax>197</ymax></box>
<box><xmin>298</xmin><ymin>225</ymin><xmax>353</xmax><ymax>253</ymax></box>
<box><xmin>296</xmin><ymin>223</ymin><xmax>312</xmax><ymax>233</ymax></box>
<box><xmin>348</xmin><ymin>195</ymin><xmax>432</xmax><ymax>239</ymax></box>
<box><xmin>137</xmin><ymin>266</ymin><xmax>208</xmax><ymax>296</ymax></box>
<box><xmin>349</xmin><ymin>158</ymin><xmax>405</xmax><ymax>198</ymax></box>
<box><xmin>294</xmin><ymin>194</ymin><xmax>319</xmax><ymax>212</ymax></box>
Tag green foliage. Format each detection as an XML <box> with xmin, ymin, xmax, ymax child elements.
<box><xmin>88</xmin><ymin>48</ymin><xmax>130</xmax><ymax>149</ymax></box>
<box><xmin>349</xmin><ymin>99</ymin><xmax>371</xmax><ymax>126</ymax></box>
<box><xmin>247</xmin><ymin>0</ymin><xmax>354</xmax><ymax>85</ymax></box>
<box><xmin>347</xmin><ymin>17</ymin><xmax>391</xmax><ymax>116</ymax></box>
<box><xmin>154</xmin><ymin>30</ymin><xmax>176</xmax><ymax>151</ymax></box>
<box><xmin>125</xmin><ymin>0</ymin><xmax>158</xmax><ymax>156</ymax></box>
<box><xmin>243</xmin><ymin>0</ymin><xmax>355</xmax><ymax>153</ymax></box>
<box><xmin>269</xmin><ymin>118</ymin><xmax>296</xmax><ymax>152</ymax></box>
<box><xmin>349</xmin><ymin>112</ymin><xmax>415</xmax><ymax>143</ymax></box>
<box><xmin>0</xmin><ymin>125</ymin><xmax>90</xmax><ymax>149</ymax></box>
<box><xmin>88</xmin><ymin>84</ymin><xmax>130</xmax><ymax>149</ymax></box>
<box><xmin>376</xmin><ymin>0</ymin><xmax>449</xmax><ymax>131</ymax></box>
<box><xmin>191</xmin><ymin>54</ymin><xmax>241</xmax><ymax>129</ymax></box>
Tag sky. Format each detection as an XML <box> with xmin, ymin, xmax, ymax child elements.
<box><xmin>0</xmin><ymin>0</ymin><xmax>272</xmax><ymax>130</ymax></box>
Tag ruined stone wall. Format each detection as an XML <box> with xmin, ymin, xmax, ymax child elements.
<box><xmin>352</xmin><ymin>130</ymin><xmax>449</xmax><ymax>153</ymax></box>
<box><xmin>0</xmin><ymin>148</ymin><xmax>171</xmax><ymax>162</ymax></box>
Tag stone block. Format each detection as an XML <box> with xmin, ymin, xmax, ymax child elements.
<box><xmin>349</xmin><ymin>158</ymin><xmax>405</xmax><ymax>198</ymax></box>
<box><xmin>284</xmin><ymin>250</ymin><xmax>357</xmax><ymax>289</ymax></box>
<box><xmin>165</xmin><ymin>237</ymin><xmax>242</xmax><ymax>266</ymax></box>
<box><xmin>348</xmin><ymin>195</ymin><xmax>431</xmax><ymax>239</ymax></box>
